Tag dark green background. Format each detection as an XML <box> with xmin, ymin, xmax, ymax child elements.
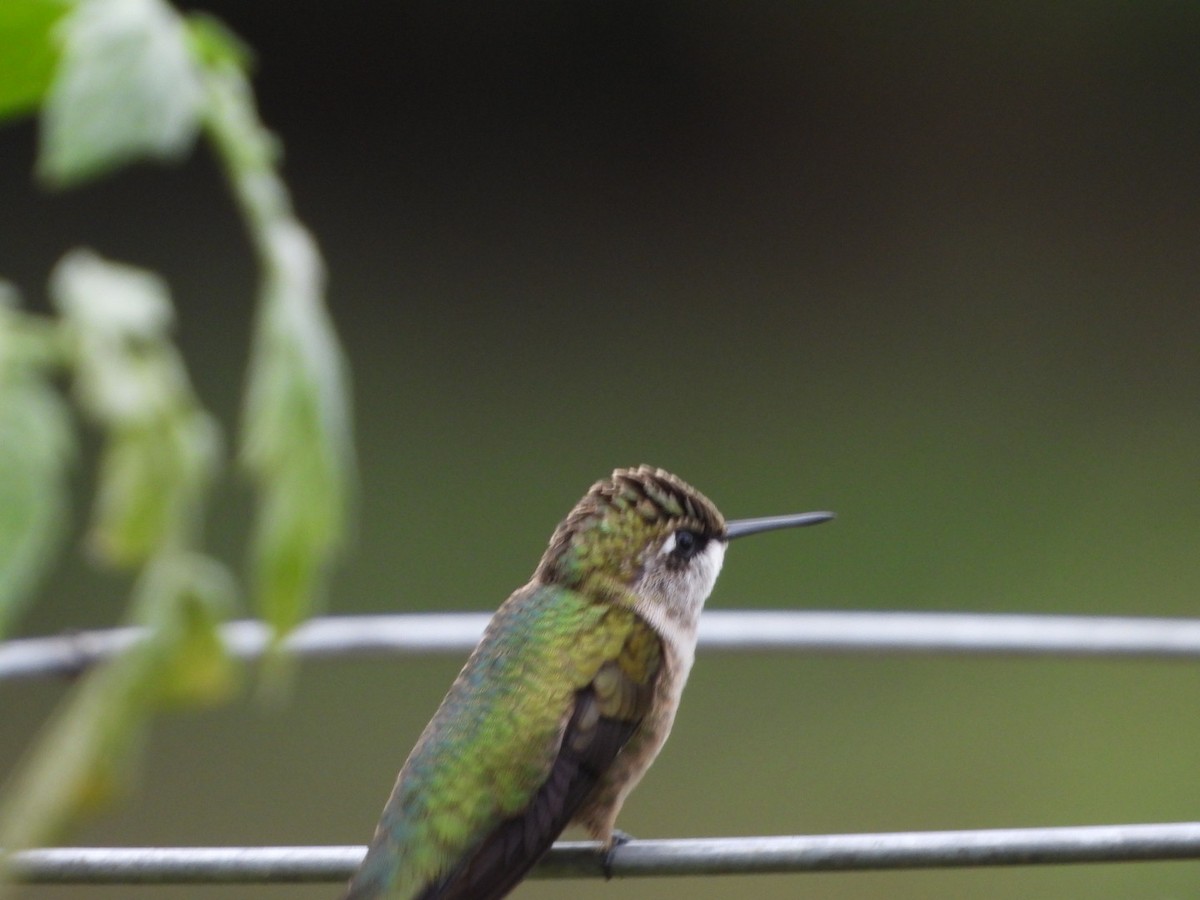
<box><xmin>3</xmin><ymin>3</ymin><xmax>1199</xmax><ymax>897</ymax></box>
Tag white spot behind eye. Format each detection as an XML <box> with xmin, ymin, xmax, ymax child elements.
<box><xmin>703</xmin><ymin>539</ymin><xmax>727</xmax><ymax>584</ymax></box>
<box><xmin>658</xmin><ymin>532</ymin><xmax>677</xmax><ymax>557</ymax></box>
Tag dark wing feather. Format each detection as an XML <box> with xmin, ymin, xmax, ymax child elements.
<box><xmin>417</xmin><ymin>667</ymin><xmax>641</xmax><ymax>900</ymax></box>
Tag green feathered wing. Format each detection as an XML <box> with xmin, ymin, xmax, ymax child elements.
<box><xmin>342</xmin><ymin>583</ymin><xmax>662</xmax><ymax>900</ymax></box>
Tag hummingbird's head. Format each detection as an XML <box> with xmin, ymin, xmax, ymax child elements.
<box><xmin>535</xmin><ymin>466</ymin><xmax>834</xmax><ymax>635</ymax></box>
<box><xmin>534</xmin><ymin>467</ymin><xmax>728</xmax><ymax>630</ymax></box>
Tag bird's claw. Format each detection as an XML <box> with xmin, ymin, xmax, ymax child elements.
<box><xmin>602</xmin><ymin>830</ymin><xmax>635</xmax><ymax>880</ymax></box>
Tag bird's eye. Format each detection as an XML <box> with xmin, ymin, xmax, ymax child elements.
<box><xmin>670</xmin><ymin>529</ymin><xmax>705</xmax><ymax>562</ymax></box>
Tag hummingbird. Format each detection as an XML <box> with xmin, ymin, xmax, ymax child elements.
<box><xmin>342</xmin><ymin>465</ymin><xmax>833</xmax><ymax>899</ymax></box>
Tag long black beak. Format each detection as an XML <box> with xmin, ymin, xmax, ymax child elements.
<box><xmin>724</xmin><ymin>511</ymin><xmax>835</xmax><ymax>540</ymax></box>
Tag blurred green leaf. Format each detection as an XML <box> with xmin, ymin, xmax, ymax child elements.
<box><xmin>155</xmin><ymin>593</ymin><xmax>238</xmax><ymax>705</ymax></box>
<box><xmin>88</xmin><ymin>410</ymin><xmax>219</xmax><ymax>565</ymax></box>
<box><xmin>0</xmin><ymin>0</ymin><xmax>69</xmax><ymax>120</ymax></box>
<box><xmin>184</xmin><ymin>11</ymin><xmax>253</xmax><ymax>73</ymax></box>
<box><xmin>199</xmin><ymin>58</ymin><xmax>355</xmax><ymax>638</ymax></box>
<box><xmin>0</xmin><ymin>288</ymin><xmax>72</xmax><ymax>638</ymax></box>
<box><xmin>0</xmin><ymin>551</ymin><xmax>236</xmax><ymax>869</ymax></box>
<box><xmin>130</xmin><ymin>551</ymin><xmax>239</xmax><ymax>707</ymax></box>
<box><xmin>51</xmin><ymin>248</ymin><xmax>171</xmax><ymax>335</ymax></box>
<box><xmin>0</xmin><ymin>282</ymin><xmax>67</xmax><ymax>371</ymax></box>
<box><xmin>51</xmin><ymin>248</ymin><xmax>177</xmax><ymax>422</ymax></box>
<box><xmin>0</xmin><ymin>374</ymin><xmax>72</xmax><ymax>638</ymax></box>
<box><xmin>38</xmin><ymin>0</ymin><xmax>202</xmax><ymax>187</ymax></box>
<box><xmin>241</xmin><ymin>225</ymin><xmax>354</xmax><ymax>634</ymax></box>
<box><xmin>51</xmin><ymin>249</ymin><xmax>222</xmax><ymax>566</ymax></box>
<box><xmin>0</xmin><ymin>639</ymin><xmax>149</xmax><ymax>866</ymax></box>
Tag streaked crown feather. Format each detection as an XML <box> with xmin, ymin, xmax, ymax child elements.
<box><xmin>535</xmin><ymin>466</ymin><xmax>726</xmax><ymax>587</ymax></box>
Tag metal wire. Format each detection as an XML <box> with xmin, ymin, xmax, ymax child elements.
<box><xmin>6</xmin><ymin>610</ymin><xmax>1200</xmax><ymax>682</ymax></box>
<box><xmin>10</xmin><ymin>822</ymin><xmax>1200</xmax><ymax>883</ymax></box>
<box><xmin>7</xmin><ymin>612</ymin><xmax>1200</xmax><ymax>884</ymax></box>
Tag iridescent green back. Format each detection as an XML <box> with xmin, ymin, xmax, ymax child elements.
<box><xmin>346</xmin><ymin>584</ymin><xmax>658</xmax><ymax>898</ymax></box>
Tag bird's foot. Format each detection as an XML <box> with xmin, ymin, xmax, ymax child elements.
<box><xmin>602</xmin><ymin>830</ymin><xmax>635</xmax><ymax>880</ymax></box>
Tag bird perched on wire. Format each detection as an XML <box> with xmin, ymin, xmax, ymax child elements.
<box><xmin>342</xmin><ymin>466</ymin><xmax>833</xmax><ymax>899</ymax></box>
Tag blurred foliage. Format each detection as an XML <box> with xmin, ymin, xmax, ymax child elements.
<box><xmin>203</xmin><ymin>50</ymin><xmax>354</xmax><ymax>639</ymax></box>
<box><xmin>0</xmin><ymin>291</ymin><xmax>71</xmax><ymax>636</ymax></box>
<box><xmin>52</xmin><ymin>249</ymin><xmax>221</xmax><ymax>565</ymax></box>
<box><xmin>0</xmin><ymin>0</ymin><xmax>67</xmax><ymax>119</ymax></box>
<box><xmin>0</xmin><ymin>0</ymin><xmax>352</xmax><ymax>883</ymax></box>
<box><xmin>38</xmin><ymin>0</ymin><xmax>202</xmax><ymax>186</ymax></box>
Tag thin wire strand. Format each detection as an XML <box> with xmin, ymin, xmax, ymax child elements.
<box><xmin>6</xmin><ymin>611</ymin><xmax>1200</xmax><ymax>682</ymax></box>
<box><xmin>10</xmin><ymin>823</ymin><xmax>1200</xmax><ymax>883</ymax></box>
<box><xmin>7</xmin><ymin>616</ymin><xmax>1200</xmax><ymax>884</ymax></box>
